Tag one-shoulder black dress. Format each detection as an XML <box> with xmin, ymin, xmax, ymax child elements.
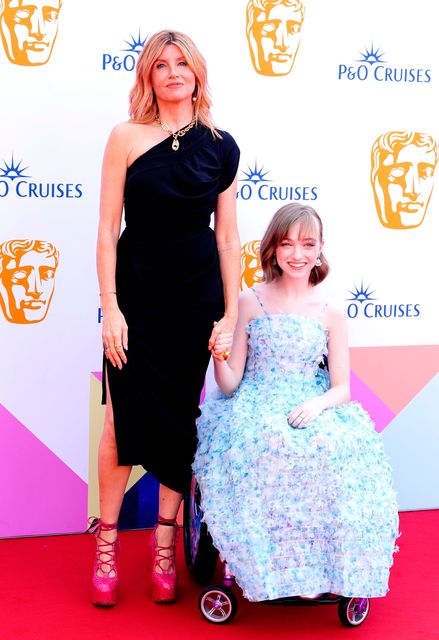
<box><xmin>105</xmin><ymin>125</ymin><xmax>240</xmax><ymax>494</ymax></box>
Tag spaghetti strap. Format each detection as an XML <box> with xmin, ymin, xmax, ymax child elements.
<box><xmin>251</xmin><ymin>286</ymin><xmax>268</xmax><ymax>315</ymax></box>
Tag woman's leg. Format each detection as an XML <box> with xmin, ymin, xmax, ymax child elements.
<box><xmin>98</xmin><ymin>398</ymin><xmax>132</xmax><ymax>532</ymax></box>
<box><xmin>154</xmin><ymin>484</ymin><xmax>183</xmax><ymax>556</ymax></box>
<box><xmin>95</xmin><ymin>384</ymin><xmax>131</xmax><ymax>568</ymax></box>
<box><xmin>150</xmin><ymin>484</ymin><xmax>183</xmax><ymax>602</ymax></box>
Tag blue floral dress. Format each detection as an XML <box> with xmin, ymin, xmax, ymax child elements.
<box><xmin>193</xmin><ymin>291</ymin><xmax>399</xmax><ymax>602</ymax></box>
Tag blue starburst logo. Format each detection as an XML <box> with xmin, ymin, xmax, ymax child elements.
<box><xmin>240</xmin><ymin>161</ymin><xmax>271</xmax><ymax>184</ymax></box>
<box><xmin>346</xmin><ymin>282</ymin><xmax>377</xmax><ymax>303</ymax></box>
<box><xmin>0</xmin><ymin>156</ymin><xmax>31</xmax><ymax>181</ymax></box>
<box><xmin>121</xmin><ymin>30</ymin><xmax>147</xmax><ymax>54</ymax></box>
<box><xmin>357</xmin><ymin>45</ymin><xmax>386</xmax><ymax>65</ymax></box>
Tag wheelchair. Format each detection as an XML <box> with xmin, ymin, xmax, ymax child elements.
<box><xmin>184</xmin><ymin>475</ymin><xmax>370</xmax><ymax>627</ymax></box>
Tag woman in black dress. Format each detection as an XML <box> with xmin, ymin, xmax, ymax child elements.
<box><xmin>93</xmin><ymin>30</ymin><xmax>240</xmax><ymax>606</ymax></box>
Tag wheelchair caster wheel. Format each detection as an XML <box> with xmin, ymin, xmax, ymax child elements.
<box><xmin>199</xmin><ymin>585</ymin><xmax>237</xmax><ymax>624</ymax></box>
<box><xmin>338</xmin><ymin>597</ymin><xmax>370</xmax><ymax>627</ymax></box>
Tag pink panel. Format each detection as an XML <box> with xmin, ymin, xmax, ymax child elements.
<box><xmin>350</xmin><ymin>371</ymin><xmax>395</xmax><ymax>433</ymax></box>
<box><xmin>0</xmin><ymin>404</ymin><xmax>87</xmax><ymax>538</ymax></box>
<box><xmin>350</xmin><ymin>345</ymin><xmax>439</xmax><ymax>414</ymax></box>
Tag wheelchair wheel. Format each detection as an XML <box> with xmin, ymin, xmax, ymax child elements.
<box><xmin>183</xmin><ymin>475</ymin><xmax>219</xmax><ymax>584</ymax></box>
<box><xmin>338</xmin><ymin>597</ymin><xmax>370</xmax><ymax>627</ymax></box>
<box><xmin>199</xmin><ymin>585</ymin><xmax>237</xmax><ymax>624</ymax></box>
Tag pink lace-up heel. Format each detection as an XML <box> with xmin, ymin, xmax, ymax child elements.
<box><xmin>88</xmin><ymin>517</ymin><xmax>119</xmax><ymax>607</ymax></box>
<box><xmin>150</xmin><ymin>516</ymin><xmax>179</xmax><ymax>603</ymax></box>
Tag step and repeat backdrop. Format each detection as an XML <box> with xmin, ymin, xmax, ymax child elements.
<box><xmin>1</xmin><ymin>0</ymin><xmax>438</xmax><ymax>537</ymax></box>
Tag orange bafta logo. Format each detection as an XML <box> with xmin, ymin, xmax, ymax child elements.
<box><xmin>246</xmin><ymin>0</ymin><xmax>304</xmax><ymax>77</ymax></box>
<box><xmin>0</xmin><ymin>0</ymin><xmax>62</xmax><ymax>66</ymax></box>
<box><xmin>371</xmin><ymin>131</ymin><xmax>438</xmax><ymax>230</ymax></box>
<box><xmin>0</xmin><ymin>239</ymin><xmax>59</xmax><ymax>324</ymax></box>
<box><xmin>241</xmin><ymin>240</ymin><xmax>263</xmax><ymax>290</ymax></box>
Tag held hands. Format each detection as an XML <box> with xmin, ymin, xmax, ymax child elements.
<box><xmin>208</xmin><ymin>316</ymin><xmax>236</xmax><ymax>361</ymax></box>
<box><xmin>287</xmin><ymin>397</ymin><xmax>325</xmax><ymax>428</ymax></box>
<box><xmin>102</xmin><ymin>305</ymin><xmax>128</xmax><ymax>370</ymax></box>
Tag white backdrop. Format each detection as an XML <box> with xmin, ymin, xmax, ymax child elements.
<box><xmin>0</xmin><ymin>0</ymin><xmax>438</xmax><ymax>537</ymax></box>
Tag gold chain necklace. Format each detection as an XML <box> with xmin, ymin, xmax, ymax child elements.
<box><xmin>157</xmin><ymin>116</ymin><xmax>196</xmax><ymax>151</ymax></box>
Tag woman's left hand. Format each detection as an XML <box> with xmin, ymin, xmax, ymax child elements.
<box><xmin>287</xmin><ymin>397</ymin><xmax>325</xmax><ymax>428</ymax></box>
<box><xmin>208</xmin><ymin>316</ymin><xmax>236</xmax><ymax>361</ymax></box>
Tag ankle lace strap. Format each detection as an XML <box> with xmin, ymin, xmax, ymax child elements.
<box><xmin>157</xmin><ymin>515</ymin><xmax>177</xmax><ymax>527</ymax></box>
<box><xmin>86</xmin><ymin>516</ymin><xmax>118</xmax><ymax>535</ymax></box>
<box><xmin>152</xmin><ymin>517</ymin><xmax>179</xmax><ymax>574</ymax></box>
<box><xmin>88</xmin><ymin>517</ymin><xmax>119</xmax><ymax>574</ymax></box>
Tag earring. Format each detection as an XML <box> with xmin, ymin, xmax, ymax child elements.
<box><xmin>315</xmin><ymin>256</ymin><xmax>322</xmax><ymax>267</ymax></box>
<box><xmin>192</xmin><ymin>86</ymin><xmax>199</xmax><ymax>102</ymax></box>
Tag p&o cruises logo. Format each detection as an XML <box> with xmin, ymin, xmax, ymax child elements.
<box><xmin>237</xmin><ymin>160</ymin><xmax>318</xmax><ymax>202</ymax></box>
<box><xmin>102</xmin><ymin>30</ymin><xmax>146</xmax><ymax>72</ymax></box>
<box><xmin>338</xmin><ymin>44</ymin><xmax>431</xmax><ymax>84</ymax></box>
<box><xmin>0</xmin><ymin>155</ymin><xmax>83</xmax><ymax>199</ymax></box>
<box><xmin>346</xmin><ymin>282</ymin><xmax>420</xmax><ymax>320</ymax></box>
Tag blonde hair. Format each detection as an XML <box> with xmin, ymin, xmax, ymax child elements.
<box><xmin>260</xmin><ymin>204</ymin><xmax>329</xmax><ymax>285</ymax></box>
<box><xmin>129</xmin><ymin>30</ymin><xmax>218</xmax><ymax>135</ymax></box>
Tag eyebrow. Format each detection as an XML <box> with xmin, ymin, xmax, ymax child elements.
<box><xmin>155</xmin><ymin>56</ymin><xmax>187</xmax><ymax>63</ymax></box>
<box><xmin>283</xmin><ymin>236</ymin><xmax>317</xmax><ymax>242</ymax></box>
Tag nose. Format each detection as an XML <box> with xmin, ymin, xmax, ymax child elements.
<box><xmin>29</xmin><ymin>8</ymin><xmax>45</xmax><ymax>40</ymax></box>
<box><xmin>168</xmin><ymin>63</ymin><xmax>180</xmax><ymax>78</ymax></box>
<box><xmin>26</xmin><ymin>269</ymin><xmax>43</xmax><ymax>298</ymax></box>
<box><xmin>274</xmin><ymin>23</ymin><xmax>288</xmax><ymax>51</ymax></box>
<box><xmin>404</xmin><ymin>166</ymin><xmax>420</xmax><ymax>199</ymax></box>
<box><xmin>290</xmin><ymin>244</ymin><xmax>303</xmax><ymax>259</ymax></box>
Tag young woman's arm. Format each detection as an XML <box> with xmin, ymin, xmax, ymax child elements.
<box><xmin>287</xmin><ymin>305</ymin><xmax>350</xmax><ymax>427</ymax></box>
<box><xmin>212</xmin><ymin>291</ymin><xmax>255</xmax><ymax>396</ymax></box>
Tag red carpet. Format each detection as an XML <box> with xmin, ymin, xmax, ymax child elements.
<box><xmin>0</xmin><ymin>510</ymin><xmax>438</xmax><ymax>640</ymax></box>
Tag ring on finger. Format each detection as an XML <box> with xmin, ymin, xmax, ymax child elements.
<box><xmin>221</xmin><ymin>351</ymin><xmax>230</xmax><ymax>360</ymax></box>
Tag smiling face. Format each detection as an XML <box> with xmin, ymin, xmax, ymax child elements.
<box><xmin>0</xmin><ymin>0</ymin><xmax>61</xmax><ymax>66</ymax></box>
<box><xmin>150</xmin><ymin>43</ymin><xmax>196</xmax><ymax>106</ymax></box>
<box><xmin>0</xmin><ymin>249</ymin><xmax>57</xmax><ymax>323</ymax></box>
<box><xmin>375</xmin><ymin>144</ymin><xmax>436</xmax><ymax>229</ymax></box>
<box><xmin>275</xmin><ymin>220</ymin><xmax>322</xmax><ymax>281</ymax></box>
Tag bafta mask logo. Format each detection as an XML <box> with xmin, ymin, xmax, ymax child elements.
<box><xmin>246</xmin><ymin>0</ymin><xmax>304</xmax><ymax>77</ymax></box>
<box><xmin>0</xmin><ymin>239</ymin><xmax>59</xmax><ymax>324</ymax></box>
<box><xmin>0</xmin><ymin>0</ymin><xmax>62</xmax><ymax>66</ymax></box>
<box><xmin>371</xmin><ymin>131</ymin><xmax>438</xmax><ymax>230</ymax></box>
<box><xmin>241</xmin><ymin>240</ymin><xmax>263</xmax><ymax>290</ymax></box>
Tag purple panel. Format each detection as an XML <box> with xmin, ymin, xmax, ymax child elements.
<box><xmin>0</xmin><ymin>403</ymin><xmax>88</xmax><ymax>538</ymax></box>
<box><xmin>350</xmin><ymin>371</ymin><xmax>395</xmax><ymax>433</ymax></box>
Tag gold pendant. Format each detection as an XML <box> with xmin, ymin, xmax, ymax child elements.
<box><xmin>172</xmin><ymin>138</ymin><xmax>179</xmax><ymax>151</ymax></box>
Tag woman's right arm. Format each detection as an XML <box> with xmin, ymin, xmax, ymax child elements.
<box><xmin>212</xmin><ymin>292</ymin><xmax>252</xmax><ymax>396</ymax></box>
<box><xmin>97</xmin><ymin>125</ymin><xmax>129</xmax><ymax>370</ymax></box>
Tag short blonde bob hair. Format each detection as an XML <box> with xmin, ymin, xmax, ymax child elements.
<box><xmin>129</xmin><ymin>30</ymin><xmax>218</xmax><ymax>135</ymax></box>
<box><xmin>260</xmin><ymin>203</ymin><xmax>329</xmax><ymax>285</ymax></box>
